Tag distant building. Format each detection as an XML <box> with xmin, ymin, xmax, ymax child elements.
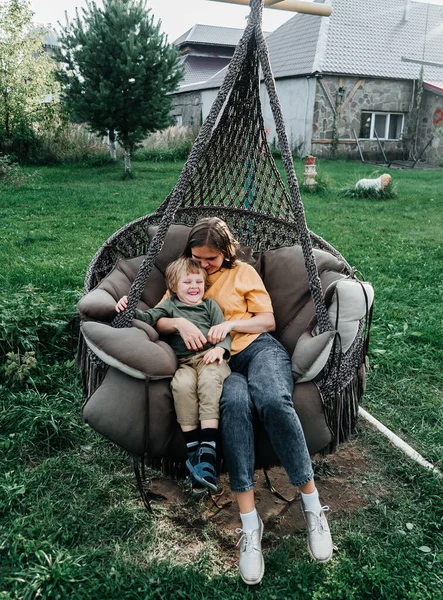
<box><xmin>171</xmin><ymin>24</ymin><xmax>245</xmax><ymax>126</ymax></box>
<box><xmin>171</xmin><ymin>0</ymin><xmax>443</xmax><ymax>163</ymax></box>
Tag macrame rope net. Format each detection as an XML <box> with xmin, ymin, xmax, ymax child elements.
<box><xmin>80</xmin><ymin>0</ymin><xmax>368</xmax><ymax>453</ymax></box>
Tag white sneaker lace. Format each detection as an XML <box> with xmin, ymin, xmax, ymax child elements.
<box><xmin>235</xmin><ymin>528</ymin><xmax>258</xmax><ymax>553</ymax></box>
<box><xmin>304</xmin><ymin>505</ymin><xmax>330</xmax><ymax>532</ymax></box>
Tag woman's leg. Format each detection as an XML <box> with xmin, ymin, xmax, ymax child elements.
<box><xmin>234</xmin><ymin>334</ymin><xmax>333</xmax><ymax>563</ymax></box>
<box><xmin>233</xmin><ymin>333</ymin><xmax>314</xmax><ymax>487</ymax></box>
<box><xmin>220</xmin><ymin>373</ymin><xmax>264</xmax><ymax>585</ymax></box>
<box><xmin>220</xmin><ymin>372</ymin><xmax>255</xmax><ymax>494</ymax></box>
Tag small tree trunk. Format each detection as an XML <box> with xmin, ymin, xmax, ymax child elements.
<box><xmin>108</xmin><ymin>130</ymin><xmax>117</xmax><ymax>160</ymax></box>
<box><xmin>109</xmin><ymin>141</ymin><xmax>116</xmax><ymax>160</ymax></box>
<box><xmin>124</xmin><ymin>147</ymin><xmax>131</xmax><ymax>174</ymax></box>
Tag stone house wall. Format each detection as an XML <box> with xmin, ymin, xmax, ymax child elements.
<box><xmin>416</xmin><ymin>90</ymin><xmax>443</xmax><ymax>165</ymax></box>
<box><xmin>312</xmin><ymin>75</ymin><xmax>414</xmax><ymax>161</ymax></box>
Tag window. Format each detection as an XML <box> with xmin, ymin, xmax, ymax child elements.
<box><xmin>175</xmin><ymin>114</ymin><xmax>183</xmax><ymax>127</ymax></box>
<box><xmin>359</xmin><ymin>112</ymin><xmax>404</xmax><ymax>140</ymax></box>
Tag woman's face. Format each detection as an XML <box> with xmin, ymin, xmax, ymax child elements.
<box><xmin>190</xmin><ymin>245</ymin><xmax>224</xmax><ymax>275</ymax></box>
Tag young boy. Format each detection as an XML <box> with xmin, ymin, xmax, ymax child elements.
<box><xmin>115</xmin><ymin>256</ymin><xmax>231</xmax><ymax>494</ymax></box>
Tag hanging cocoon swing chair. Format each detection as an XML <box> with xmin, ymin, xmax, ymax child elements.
<box><xmin>77</xmin><ymin>0</ymin><xmax>374</xmax><ymax>476</ymax></box>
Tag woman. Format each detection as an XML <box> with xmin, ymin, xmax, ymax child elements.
<box><xmin>156</xmin><ymin>217</ymin><xmax>333</xmax><ymax>585</ymax></box>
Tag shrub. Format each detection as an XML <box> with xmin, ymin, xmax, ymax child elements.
<box><xmin>0</xmin><ymin>154</ymin><xmax>31</xmax><ymax>186</ymax></box>
<box><xmin>340</xmin><ymin>184</ymin><xmax>397</xmax><ymax>200</ymax></box>
<box><xmin>0</xmin><ymin>285</ymin><xmax>80</xmax><ymax>367</ymax></box>
<box><xmin>299</xmin><ymin>174</ymin><xmax>331</xmax><ymax>195</ymax></box>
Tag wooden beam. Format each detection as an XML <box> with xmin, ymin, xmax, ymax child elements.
<box><xmin>207</xmin><ymin>0</ymin><xmax>332</xmax><ymax>16</ymax></box>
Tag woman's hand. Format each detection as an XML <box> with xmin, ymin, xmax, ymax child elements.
<box><xmin>202</xmin><ymin>346</ymin><xmax>225</xmax><ymax>365</ymax></box>
<box><xmin>175</xmin><ymin>318</ymin><xmax>207</xmax><ymax>351</ymax></box>
<box><xmin>207</xmin><ymin>321</ymin><xmax>233</xmax><ymax>344</ymax></box>
<box><xmin>116</xmin><ymin>295</ymin><xmax>128</xmax><ymax>313</ymax></box>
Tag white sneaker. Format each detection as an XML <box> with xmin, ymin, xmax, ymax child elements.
<box><xmin>302</xmin><ymin>505</ymin><xmax>333</xmax><ymax>563</ymax></box>
<box><xmin>236</xmin><ymin>517</ymin><xmax>264</xmax><ymax>585</ymax></box>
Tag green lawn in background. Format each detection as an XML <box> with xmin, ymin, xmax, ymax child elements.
<box><xmin>1</xmin><ymin>159</ymin><xmax>442</xmax><ymax>599</ymax></box>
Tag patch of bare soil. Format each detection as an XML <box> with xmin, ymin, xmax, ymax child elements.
<box><xmin>149</xmin><ymin>438</ymin><xmax>382</xmax><ymax>543</ymax></box>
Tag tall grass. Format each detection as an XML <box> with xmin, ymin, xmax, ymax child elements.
<box><xmin>134</xmin><ymin>125</ymin><xmax>199</xmax><ymax>162</ymax></box>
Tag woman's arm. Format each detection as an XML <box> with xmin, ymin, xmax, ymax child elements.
<box><xmin>207</xmin><ymin>312</ymin><xmax>275</xmax><ymax>344</ymax></box>
<box><xmin>156</xmin><ymin>317</ymin><xmax>207</xmax><ymax>351</ymax></box>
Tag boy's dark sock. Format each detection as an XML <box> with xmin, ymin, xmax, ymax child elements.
<box><xmin>199</xmin><ymin>428</ymin><xmax>218</xmax><ymax>469</ymax></box>
<box><xmin>183</xmin><ymin>428</ymin><xmax>200</xmax><ymax>464</ymax></box>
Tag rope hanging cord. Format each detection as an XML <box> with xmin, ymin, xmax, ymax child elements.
<box><xmin>113</xmin><ymin>0</ymin><xmax>330</xmax><ymax>335</ymax></box>
<box><xmin>253</xmin><ymin>1</ymin><xmax>331</xmax><ymax>333</ymax></box>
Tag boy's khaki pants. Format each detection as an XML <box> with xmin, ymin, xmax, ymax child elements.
<box><xmin>171</xmin><ymin>352</ymin><xmax>231</xmax><ymax>426</ymax></box>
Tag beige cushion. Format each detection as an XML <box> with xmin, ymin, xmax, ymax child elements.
<box><xmin>292</xmin><ymin>278</ymin><xmax>374</xmax><ymax>383</ymax></box>
<box><xmin>292</xmin><ymin>330</ymin><xmax>337</xmax><ymax>383</ymax></box>
<box><xmin>81</xmin><ymin>320</ymin><xmax>177</xmax><ymax>380</ymax></box>
<box><xmin>322</xmin><ymin>279</ymin><xmax>374</xmax><ymax>353</ymax></box>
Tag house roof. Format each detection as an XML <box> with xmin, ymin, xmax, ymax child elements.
<box><xmin>174</xmin><ymin>24</ymin><xmax>244</xmax><ymax>48</ymax></box>
<box><xmin>321</xmin><ymin>0</ymin><xmax>443</xmax><ymax>88</ymax></box>
<box><xmin>174</xmin><ymin>0</ymin><xmax>443</xmax><ymax>93</ymax></box>
<box><xmin>179</xmin><ymin>55</ymin><xmax>231</xmax><ymax>88</ymax></box>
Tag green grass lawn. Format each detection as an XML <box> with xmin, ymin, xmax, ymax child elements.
<box><xmin>1</xmin><ymin>159</ymin><xmax>442</xmax><ymax>599</ymax></box>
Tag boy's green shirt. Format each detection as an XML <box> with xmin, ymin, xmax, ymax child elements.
<box><xmin>135</xmin><ymin>296</ymin><xmax>231</xmax><ymax>358</ymax></box>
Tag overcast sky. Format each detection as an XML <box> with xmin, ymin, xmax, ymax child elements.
<box><xmin>29</xmin><ymin>0</ymin><xmax>296</xmax><ymax>42</ymax></box>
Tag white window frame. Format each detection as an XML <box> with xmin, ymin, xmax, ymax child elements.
<box><xmin>360</xmin><ymin>111</ymin><xmax>405</xmax><ymax>140</ymax></box>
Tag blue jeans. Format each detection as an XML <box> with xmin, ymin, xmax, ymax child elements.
<box><xmin>220</xmin><ymin>333</ymin><xmax>314</xmax><ymax>493</ymax></box>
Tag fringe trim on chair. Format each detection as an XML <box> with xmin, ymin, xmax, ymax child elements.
<box><xmin>320</xmin><ymin>361</ymin><xmax>366</xmax><ymax>455</ymax></box>
<box><xmin>76</xmin><ymin>332</ymin><xmax>108</xmax><ymax>398</ymax></box>
<box><xmin>145</xmin><ymin>457</ymin><xmax>189</xmax><ymax>479</ymax></box>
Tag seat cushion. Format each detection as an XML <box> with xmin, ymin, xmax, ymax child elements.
<box><xmin>84</xmin><ymin>368</ymin><xmax>332</xmax><ymax>460</ymax></box>
<box><xmin>261</xmin><ymin>245</ymin><xmax>346</xmax><ymax>355</ymax></box>
<box><xmin>83</xmin><ymin>367</ymin><xmax>186</xmax><ymax>457</ymax></box>
<box><xmin>81</xmin><ymin>320</ymin><xmax>177</xmax><ymax>380</ymax></box>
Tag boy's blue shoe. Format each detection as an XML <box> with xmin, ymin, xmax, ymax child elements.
<box><xmin>185</xmin><ymin>449</ymin><xmax>207</xmax><ymax>496</ymax></box>
<box><xmin>186</xmin><ymin>446</ymin><xmax>218</xmax><ymax>493</ymax></box>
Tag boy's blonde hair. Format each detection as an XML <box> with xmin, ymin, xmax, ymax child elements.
<box><xmin>165</xmin><ymin>257</ymin><xmax>208</xmax><ymax>295</ymax></box>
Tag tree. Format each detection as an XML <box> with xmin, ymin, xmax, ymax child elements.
<box><xmin>0</xmin><ymin>0</ymin><xmax>60</xmax><ymax>157</ymax></box>
<box><xmin>55</xmin><ymin>0</ymin><xmax>183</xmax><ymax>176</ymax></box>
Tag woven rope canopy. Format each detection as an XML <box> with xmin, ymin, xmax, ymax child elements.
<box><xmin>99</xmin><ymin>0</ymin><xmax>336</xmax><ymax>336</ymax></box>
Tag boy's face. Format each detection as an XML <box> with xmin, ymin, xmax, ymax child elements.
<box><xmin>175</xmin><ymin>270</ymin><xmax>205</xmax><ymax>305</ymax></box>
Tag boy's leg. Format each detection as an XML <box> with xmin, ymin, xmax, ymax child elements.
<box><xmin>171</xmin><ymin>363</ymin><xmax>199</xmax><ymax>464</ymax></box>
<box><xmin>171</xmin><ymin>363</ymin><xmax>199</xmax><ymax>428</ymax></box>
<box><xmin>190</xmin><ymin>359</ymin><xmax>231</xmax><ymax>491</ymax></box>
<box><xmin>196</xmin><ymin>358</ymin><xmax>231</xmax><ymax>423</ymax></box>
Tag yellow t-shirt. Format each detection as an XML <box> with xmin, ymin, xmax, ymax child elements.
<box><xmin>204</xmin><ymin>262</ymin><xmax>274</xmax><ymax>355</ymax></box>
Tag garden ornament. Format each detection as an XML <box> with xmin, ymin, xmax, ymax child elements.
<box><xmin>355</xmin><ymin>174</ymin><xmax>392</xmax><ymax>191</ymax></box>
